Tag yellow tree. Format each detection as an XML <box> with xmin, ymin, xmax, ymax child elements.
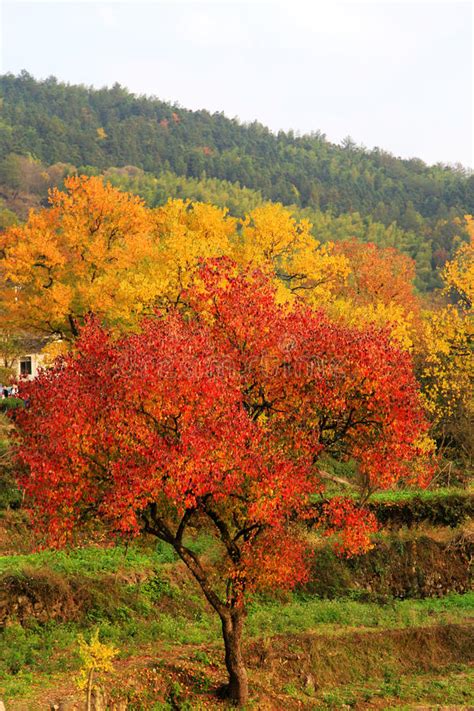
<box><xmin>418</xmin><ymin>233</ymin><xmax>473</xmax><ymax>465</ymax></box>
<box><xmin>151</xmin><ymin>200</ymin><xmax>349</xmax><ymax>308</ymax></box>
<box><xmin>1</xmin><ymin>181</ymin><xmax>349</xmax><ymax>339</ymax></box>
<box><xmin>0</xmin><ymin>176</ymin><xmax>159</xmax><ymax>338</ymax></box>
<box><xmin>237</xmin><ymin>203</ymin><xmax>349</xmax><ymax>305</ymax></box>
<box><xmin>151</xmin><ymin>199</ymin><xmax>237</xmax><ymax>306</ymax></box>
<box><xmin>418</xmin><ymin>305</ymin><xmax>472</xmax><ymax>463</ymax></box>
<box><xmin>442</xmin><ymin>215</ymin><xmax>474</xmax><ymax>308</ymax></box>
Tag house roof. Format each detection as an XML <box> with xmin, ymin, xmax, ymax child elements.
<box><xmin>17</xmin><ymin>335</ymin><xmax>55</xmax><ymax>354</ymax></box>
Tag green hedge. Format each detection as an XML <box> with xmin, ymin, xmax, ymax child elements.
<box><xmin>367</xmin><ymin>492</ymin><xmax>474</xmax><ymax>528</ymax></box>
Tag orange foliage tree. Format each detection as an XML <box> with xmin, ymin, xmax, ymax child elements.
<box><xmin>1</xmin><ymin>178</ymin><xmax>348</xmax><ymax>339</ymax></box>
<box><xmin>0</xmin><ymin>176</ymin><xmax>156</xmax><ymax>338</ymax></box>
<box><xmin>331</xmin><ymin>239</ymin><xmax>421</xmax><ymax>350</ymax></box>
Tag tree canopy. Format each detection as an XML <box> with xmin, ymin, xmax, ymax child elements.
<box><xmin>16</xmin><ymin>259</ymin><xmax>432</xmax><ymax>704</ymax></box>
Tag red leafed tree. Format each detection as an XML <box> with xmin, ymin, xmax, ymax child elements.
<box><xmin>15</xmin><ymin>259</ymin><xmax>431</xmax><ymax>705</ymax></box>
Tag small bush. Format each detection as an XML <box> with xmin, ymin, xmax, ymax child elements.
<box><xmin>142</xmin><ymin>576</ymin><xmax>178</xmax><ymax>603</ymax></box>
<box><xmin>0</xmin><ymin>398</ymin><xmax>25</xmax><ymax>412</ymax></box>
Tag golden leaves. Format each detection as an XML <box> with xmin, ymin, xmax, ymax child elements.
<box><xmin>442</xmin><ymin>216</ymin><xmax>474</xmax><ymax>308</ymax></box>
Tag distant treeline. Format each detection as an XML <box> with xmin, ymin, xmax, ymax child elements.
<box><xmin>0</xmin><ymin>71</ymin><xmax>472</xmax><ymax>290</ymax></box>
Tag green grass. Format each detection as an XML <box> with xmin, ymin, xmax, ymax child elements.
<box><xmin>369</xmin><ymin>486</ymin><xmax>472</xmax><ymax>502</ymax></box>
<box><xmin>326</xmin><ymin>485</ymin><xmax>472</xmax><ymax>504</ymax></box>
<box><xmin>310</xmin><ymin>483</ymin><xmax>472</xmax><ymax>506</ymax></box>
<box><xmin>0</xmin><ymin>544</ymin><xmax>159</xmax><ymax>576</ymax></box>
<box><xmin>0</xmin><ymin>533</ymin><xmax>222</xmax><ymax>575</ymax></box>
<box><xmin>2</xmin><ymin>586</ymin><xmax>472</xmax><ymax>698</ymax></box>
<box><xmin>314</xmin><ymin>665</ymin><xmax>474</xmax><ymax>709</ymax></box>
<box><xmin>1</xmin><ymin>527</ymin><xmax>473</xmax><ymax>702</ymax></box>
<box><xmin>246</xmin><ymin>591</ymin><xmax>474</xmax><ymax>636</ymax></box>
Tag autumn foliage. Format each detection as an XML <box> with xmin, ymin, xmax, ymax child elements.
<box><xmin>442</xmin><ymin>215</ymin><xmax>474</xmax><ymax>308</ymax></box>
<box><xmin>334</xmin><ymin>238</ymin><xmax>418</xmax><ymax>312</ymax></box>
<box><xmin>0</xmin><ymin>176</ymin><xmax>155</xmax><ymax>337</ymax></box>
<box><xmin>418</xmin><ymin>231</ymin><xmax>473</xmax><ymax>459</ymax></box>
<box><xmin>17</xmin><ymin>260</ymin><xmax>431</xmax><ymax>542</ymax></box>
<box><xmin>329</xmin><ymin>239</ymin><xmax>421</xmax><ymax>350</ymax></box>
<box><xmin>15</xmin><ymin>258</ymin><xmax>432</xmax><ymax>703</ymax></box>
<box><xmin>5</xmin><ymin>177</ymin><xmax>471</xmax><ymax>704</ymax></box>
<box><xmin>0</xmin><ymin>177</ymin><xmax>347</xmax><ymax>337</ymax></box>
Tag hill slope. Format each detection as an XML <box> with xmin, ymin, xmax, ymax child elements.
<box><xmin>1</xmin><ymin>71</ymin><xmax>473</xmax><ymax>223</ymax></box>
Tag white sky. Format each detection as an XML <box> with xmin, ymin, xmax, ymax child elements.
<box><xmin>1</xmin><ymin>0</ymin><xmax>473</xmax><ymax>167</ymax></box>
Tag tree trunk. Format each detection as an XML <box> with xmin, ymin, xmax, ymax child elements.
<box><xmin>86</xmin><ymin>667</ymin><xmax>93</xmax><ymax>711</ymax></box>
<box><xmin>221</xmin><ymin>610</ymin><xmax>248</xmax><ymax>707</ymax></box>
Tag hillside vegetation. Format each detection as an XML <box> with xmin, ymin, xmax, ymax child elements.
<box><xmin>1</xmin><ymin>71</ymin><xmax>473</xmax><ymax>290</ymax></box>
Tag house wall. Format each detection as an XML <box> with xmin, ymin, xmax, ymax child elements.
<box><xmin>12</xmin><ymin>352</ymin><xmax>46</xmax><ymax>381</ymax></box>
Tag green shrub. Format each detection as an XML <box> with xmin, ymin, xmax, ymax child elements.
<box><xmin>368</xmin><ymin>492</ymin><xmax>474</xmax><ymax>528</ymax></box>
<box><xmin>142</xmin><ymin>576</ymin><xmax>178</xmax><ymax>603</ymax></box>
<box><xmin>0</xmin><ymin>398</ymin><xmax>25</xmax><ymax>412</ymax></box>
<box><xmin>0</xmin><ymin>412</ymin><xmax>21</xmax><ymax>509</ymax></box>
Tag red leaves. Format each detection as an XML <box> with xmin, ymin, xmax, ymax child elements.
<box><xmin>319</xmin><ymin>497</ymin><xmax>379</xmax><ymax>556</ymax></box>
<box><xmin>236</xmin><ymin>528</ymin><xmax>312</xmax><ymax>593</ymax></box>
<box><xmin>16</xmin><ymin>259</ymin><xmax>431</xmax><ymax>580</ymax></box>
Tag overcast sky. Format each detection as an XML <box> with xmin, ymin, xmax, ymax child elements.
<box><xmin>1</xmin><ymin>0</ymin><xmax>472</xmax><ymax>167</ymax></box>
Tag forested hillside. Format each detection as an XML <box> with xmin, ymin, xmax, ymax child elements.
<box><xmin>0</xmin><ymin>71</ymin><xmax>472</xmax><ymax>291</ymax></box>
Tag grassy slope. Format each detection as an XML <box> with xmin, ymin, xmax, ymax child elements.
<box><xmin>1</xmin><ymin>488</ymin><xmax>472</xmax><ymax>708</ymax></box>
<box><xmin>1</xmin><ymin>539</ymin><xmax>473</xmax><ymax>707</ymax></box>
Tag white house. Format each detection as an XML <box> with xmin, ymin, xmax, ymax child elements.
<box><xmin>1</xmin><ymin>335</ymin><xmax>53</xmax><ymax>384</ymax></box>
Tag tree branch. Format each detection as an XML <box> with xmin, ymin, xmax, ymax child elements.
<box><xmin>203</xmin><ymin>501</ymin><xmax>241</xmax><ymax>563</ymax></box>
